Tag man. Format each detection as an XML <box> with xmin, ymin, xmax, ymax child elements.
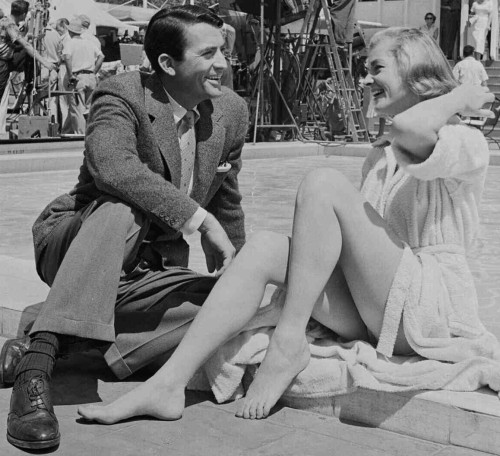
<box><xmin>78</xmin><ymin>14</ymin><xmax>102</xmax><ymax>50</ymax></box>
<box><xmin>54</xmin><ymin>18</ymin><xmax>70</xmax><ymax>129</ymax></box>
<box><xmin>440</xmin><ymin>0</ymin><xmax>461</xmax><ymax>59</ymax></box>
<box><xmin>40</xmin><ymin>21</ymin><xmax>63</xmax><ymax>122</ymax></box>
<box><xmin>2</xmin><ymin>5</ymin><xmax>248</xmax><ymax>450</ymax></box>
<box><xmin>453</xmin><ymin>45</ymin><xmax>489</xmax><ymax>87</ymax></box>
<box><xmin>61</xmin><ymin>18</ymin><xmax>104</xmax><ymax>134</ymax></box>
<box><xmin>0</xmin><ymin>1</ymin><xmax>54</xmax><ymax>108</ymax></box>
<box><xmin>329</xmin><ymin>0</ymin><xmax>357</xmax><ymax>46</ymax></box>
<box><xmin>138</xmin><ymin>26</ymin><xmax>146</xmax><ymax>44</ymax></box>
<box><xmin>131</xmin><ymin>30</ymin><xmax>141</xmax><ymax>43</ymax></box>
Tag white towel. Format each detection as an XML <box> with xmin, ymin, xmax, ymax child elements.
<box><xmin>187</xmin><ymin>288</ymin><xmax>500</xmax><ymax>404</ymax></box>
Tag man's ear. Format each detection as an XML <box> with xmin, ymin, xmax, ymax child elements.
<box><xmin>158</xmin><ymin>53</ymin><xmax>176</xmax><ymax>76</ymax></box>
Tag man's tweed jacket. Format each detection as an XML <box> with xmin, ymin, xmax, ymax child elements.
<box><xmin>32</xmin><ymin>71</ymin><xmax>248</xmax><ymax>268</ymax></box>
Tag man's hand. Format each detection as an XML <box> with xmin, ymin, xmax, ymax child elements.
<box><xmin>45</xmin><ymin>63</ymin><xmax>56</xmax><ymax>73</ymax></box>
<box><xmin>199</xmin><ymin>213</ymin><xmax>236</xmax><ymax>276</ymax></box>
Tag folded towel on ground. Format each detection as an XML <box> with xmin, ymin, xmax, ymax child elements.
<box><xmin>187</xmin><ymin>288</ymin><xmax>500</xmax><ymax>404</ymax></box>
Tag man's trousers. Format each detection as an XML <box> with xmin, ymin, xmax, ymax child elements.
<box><xmin>62</xmin><ymin>72</ymin><xmax>96</xmax><ymax>135</ymax></box>
<box><xmin>30</xmin><ymin>196</ymin><xmax>216</xmax><ymax>379</ymax></box>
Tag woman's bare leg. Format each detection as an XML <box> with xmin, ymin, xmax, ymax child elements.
<box><xmin>311</xmin><ymin>265</ymin><xmax>367</xmax><ymax>339</ymax></box>
<box><xmin>77</xmin><ymin>231</ymin><xmax>291</xmax><ymax>424</ymax></box>
<box><xmin>237</xmin><ymin>168</ymin><xmax>409</xmax><ymax>419</ymax></box>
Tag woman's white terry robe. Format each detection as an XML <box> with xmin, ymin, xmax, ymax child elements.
<box><xmin>361</xmin><ymin>124</ymin><xmax>500</xmax><ymax>361</ymax></box>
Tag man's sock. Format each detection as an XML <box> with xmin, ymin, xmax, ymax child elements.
<box><xmin>14</xmin><ymin>332</ymin><xmax>60</xmax><ymax>384</ymax></box>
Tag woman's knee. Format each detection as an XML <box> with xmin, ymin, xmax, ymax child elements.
<box><xmin>238</xmin><ymin>231</ymin><xmax>289</xmax><ymax>277</ymax></box>
<box><xmin>296</xmin><ymin>168</ymin><xmax>352</xmax><ymax>207</ymax></box>
<box><xmin>244</xmin><ymin>231</ymin><xmax>288</xmax><ymax>257</ymax></box>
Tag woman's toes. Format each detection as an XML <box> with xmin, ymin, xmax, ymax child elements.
<box><xmin>243</xmin><ymin>401</ymin><xmax>252</xmax><ymax>419</ymax></box>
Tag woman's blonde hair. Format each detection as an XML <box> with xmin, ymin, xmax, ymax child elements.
<box><xmin>369</xmin><ymin>27</ymin><xmax>458</xmax><ymax>100</ymax></box>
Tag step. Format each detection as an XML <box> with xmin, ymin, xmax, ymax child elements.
<box><xmin>452</xmin><ymin>60</ymin><xmax>500</xmax><ymax>71</ymax></box>
<box><xmin>486</xmin><ymin>69</ymin><xmax>500</xmax><ymax>78</ymax></box>
<box><xmin>283</xmin><ymin>388</ymin><xmax>500</xmax><ymax>455</ymax></box>
<box><xmin>484</xmin><ymin>60</ymin><xmax>500</xmax><ymax>69</ymax></box>
<box><xmin>485</xmin><ymin>82</ymin><xmax>500</xmax><ymax>92</ymax></box>
<box><xmin>0</xmin><ymin>140</ymin><xmax>332</xmax><ymax>174</ymax></box>
<box><xmin>482</xmin><ymin>126</ymin><xmax>500</xmax><ymax>138</ymax></box>
<box><xmin>0</xmin><ymin>138</ymin><xmax>85</xmax><ymax>173</ymax></box>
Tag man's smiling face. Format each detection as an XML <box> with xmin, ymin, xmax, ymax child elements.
<box><xmin>169</xmin><ymin>22</ymin><xmax>227</xmax><ymax>108</ymax></box>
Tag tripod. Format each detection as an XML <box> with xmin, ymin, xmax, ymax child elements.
<box><xmin>9</xmin><ymin>0</ymin><xmax>54</xmax><ymax>117</ymax></box>
<box><xmin>246</xmin><ymin>0</ymin><xmax>368</xmax><ymax>143</ymax></box>
<box><xmin>249</xmin><ymin>0</ymin><xmax>303</xmax><ymax>143</ymax></box>
<box><xmin>291</xmin><ymin>0</ymin><xmax>369</xmax><ymax>142</ymax></box>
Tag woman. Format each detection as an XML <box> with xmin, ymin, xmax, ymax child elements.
<box><xmin>420</xmin><ymin>12</ymin><xmax>439</xmax><ymax>41</ymax></box>
<box><xmin>78</xmin><ymin>28</ymin><xmax>498</xmax><ymax>424</ymax></box>
<box><xmin>469</xmin><ymin>0</ymin><xmax>494</xmax><ymax>59</ymax></box>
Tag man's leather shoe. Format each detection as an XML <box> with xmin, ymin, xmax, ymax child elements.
<box><xmin>0</xmin><ymin>336</ymin><xmax>30</xmax><ymax>386</ymax></box>
<box><xmin>7</xmin><ymin>373</ymin><xmax>60</xmax><ymax>449</ymax></box>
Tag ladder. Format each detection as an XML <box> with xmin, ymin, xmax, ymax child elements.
<box><xmin>294</xmin><ymin>0</ymin><xmax>369</xmax><ymax>142</ymax></box>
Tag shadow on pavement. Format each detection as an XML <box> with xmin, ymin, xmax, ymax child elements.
<box><xmin>51</xmin><ymin>350</ymin><xmax>215</xmax><ymax>410</ymax></box>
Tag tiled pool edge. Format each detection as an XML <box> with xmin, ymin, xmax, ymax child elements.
<box><xmin>2</xmin><ymin>141</ymin><xmax>500</xmax><ymax>174</ymax></box>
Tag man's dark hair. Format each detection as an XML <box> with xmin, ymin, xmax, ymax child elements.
<box><xmin>144</xmin><ymin>5</ymin><xmax>223</xmax><ymax>74</ymax></box>
<box><xmin>463</xmin><ymin>45</ymin><xmax>475</xmax><ymax>57</ymax></box>
<box><xmin>56</xmin><ymin>18</ymin><xmax>69</xmax><ymax>27</ymax></box>
<box><xmin>11</xmin><ymin>0</ymin><xmax>29</xmax><ymax>17</ymax></box>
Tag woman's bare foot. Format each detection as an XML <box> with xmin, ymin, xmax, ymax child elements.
<box><xmin>236</xmin><ymin>331</ymin><xmax>310</xmax><ymax>419</ymax></box>
<box><xmin>77</xmin><ymin>379</ymin><xmax>185</xmax><ymax>424</ymax></box>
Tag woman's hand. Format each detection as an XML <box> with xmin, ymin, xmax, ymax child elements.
<box><xmin>452</xmin><ymin>84</ymin><xmax>495</xmax><ymax>118</ymax></box>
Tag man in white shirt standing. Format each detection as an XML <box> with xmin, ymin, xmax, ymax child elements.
<box><xmin>453</xmin><ymin>45</ymin><xmax>489</xmax><ymax>86</ymax></box>
<box><xmin>61</xmin><ymin>18</ymin><xmax>104</xmax><ymax>134</ymax></box>
<box><xmin>78</xmin><ymin>14</ymin><xmax>101</xmax><ymax>50</ymax></box>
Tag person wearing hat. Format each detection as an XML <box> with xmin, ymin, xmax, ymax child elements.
<box><xmin>54</xmin><ymin>18</ymin><xmax>71</xmax><ymax>130</ymax></box>
<box><xmin>0</xmin><ymin>0</ymin><xmax>55</xmax><ymax>106</ymax></box>
<box><xmin>60</xmin><ymin>18</ymin><xmax>104</xmax><ymax>134</ymax></box>
<box><xmin>78</xmin><ymin>14</ymin><xmax>102</xmax><ymax>50</ymax></box>
<box><xmin>2</xmin><ymin>5</ymin><xmax>247</xmax><ymax>450</ymax></box>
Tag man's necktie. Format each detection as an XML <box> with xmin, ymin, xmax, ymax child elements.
<box><xmin>178</xmin><ymin>110</ymin><xmax>196</xmax><ymax>194</ymax></box>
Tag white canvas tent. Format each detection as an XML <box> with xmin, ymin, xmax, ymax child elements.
<box><xmin>49</xmin><ymin>0</ymin><xmax>138</xmax><ymax>35</ymax></box>
<box><xmin>99</xmin><ymin>3</ymin><xmax>157</xmax><ymax>23</ymax></box>
<box><xmin>0</xmin><ymin>0</ymin><xmax>12</xmax><ymax>16</ymax></box>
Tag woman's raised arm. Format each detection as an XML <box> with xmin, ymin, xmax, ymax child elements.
<box><xmin>390</xmin><ymin>84</ymin><xmax>494</xmax><ymax>161</ymax></box>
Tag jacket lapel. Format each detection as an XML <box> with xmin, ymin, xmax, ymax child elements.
<box><xmin>144</xmin><ymin>73</ymin><xmax>182</xmax><ymax>188</ymax></box>
<box><xmin>191</xmin><ymin>99</ymin><xmax>225</xmax><ymax>205</ymax></box>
